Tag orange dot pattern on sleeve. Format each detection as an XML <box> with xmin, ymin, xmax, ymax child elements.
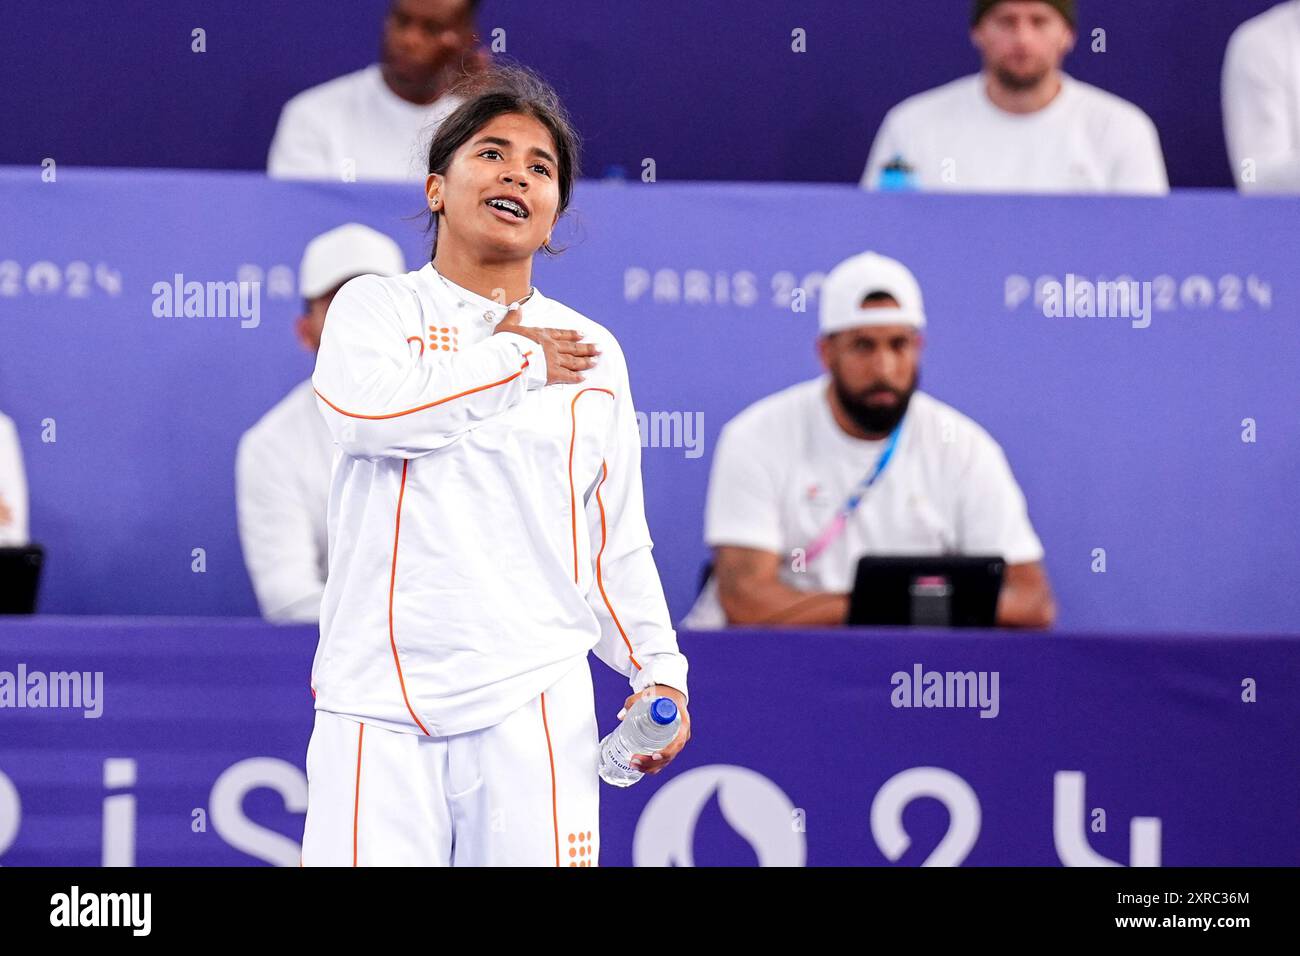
<box><xmin>429</xmin><ymin>325</ymin><xmax>459</xmax><ymax>353</ymax></box>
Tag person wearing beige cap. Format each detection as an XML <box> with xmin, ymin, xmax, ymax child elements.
<box><xmin>236</xmin><ymin>223</ymin><xmax>407</xmax><ymax>623</ymax></box>
<box><xmin>862</xmin><ymin>0</ymin><xmax>1167</xmax><ymax>194</ymax></box>
<box><xmin>682</xmin><ymin>251</ymin><xmax>1055</xmax><ymax>630</ymax></box>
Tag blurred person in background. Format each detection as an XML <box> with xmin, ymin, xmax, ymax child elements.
<box><xmin>268</xmin><ymin>0</ymin><xmax>488</xmax><ymax>181</ymax></box>
<box><xmin>0</xmin><ymin>411</ymin><xmax>28</xmax><ymax>547</ymax></box>
<box><xmin>861</xmin><ymin>0</ymin><xmax>1167</xmax><ymax>194</ymax></box>
<box><xmin>1223</xmin><ymin>1</ymin><xmax>1300</xmax><ymax>194</ymax></box>
<box><xmin>682</xmin><ymin>251</ymin><xmax>1054</xmax><ymax>630</ymax></box>
<box><xmin>236</xmin><ymin>224</ymin><xmax>407</xmax><ymax>622</ymax></box>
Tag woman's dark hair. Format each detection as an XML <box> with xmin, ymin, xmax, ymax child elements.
<box><xmin>424</xmin><ymin>63</ymin><xmax>581</xmax><ymax>257</ymax></box>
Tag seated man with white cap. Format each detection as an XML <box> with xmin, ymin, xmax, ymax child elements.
<box><xmin>682</xmin><ymin>251</ymin><xmax>1055</xmax><ymax>629</ymax></box>
<box><xmin>236</xmin><ymin>224</ymin><xmax>407</xmax><ymax>622</ymax></box>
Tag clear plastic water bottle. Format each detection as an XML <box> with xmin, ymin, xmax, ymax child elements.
<box><xmin>598</xmin><ymin>695</ymin><xmax>680</xmax><ymax>787</ymax></box>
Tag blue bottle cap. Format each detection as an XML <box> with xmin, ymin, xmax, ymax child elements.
<box><xmin>650</xmin><ymin>698</ymin><xmax>677</xmax><ymax>725</ymax></box>
<box><xmin>879</xmin><ymin>167</ymin><xmax>917</xmax><ymax>192</ymax></box>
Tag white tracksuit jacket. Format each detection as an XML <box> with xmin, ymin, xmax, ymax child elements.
<box><xmin>309</xmin><ymin>262</ymin><xmax>689</xmax><ymax>737</ymax></box>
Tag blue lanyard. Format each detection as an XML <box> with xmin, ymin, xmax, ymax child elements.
<box><xmin>805</xmin><ymin>416</ymin><xmax>905</xmax><ymax>563</ymax></box>
<box><xmin>839</xmin><ymin>419</ymin><xmax>903</xmax><ymax>516</ymax></box>
<box><xmin>800</xmin><ymin>416</ymin><xmax>904</xmax><ymax>561</ymax></box>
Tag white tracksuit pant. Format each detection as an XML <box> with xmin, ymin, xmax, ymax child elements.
<box><xmin>301</xmin><ymin>657</ymin><xmax>601</xmax><ymax>866</ymax></box>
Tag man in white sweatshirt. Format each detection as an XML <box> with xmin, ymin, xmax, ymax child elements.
<box><xmin>1222</xmin><ymin>1</ymin><xmax>1300</xmax><ymax>194</ymax></box>
<box><xmin>236</xmin><ymin>224</ymin><xmax>407</xmax><ymax>622</ymax></box>
<box><xmin>267</xmin><ymin>0</ymin><xmax>488</xmax><ymax>181</ymax></box>
<box><xmin>862</xmin><ymin>0</ymin><xmax>1167</xmax><ymax>194</ymax></box>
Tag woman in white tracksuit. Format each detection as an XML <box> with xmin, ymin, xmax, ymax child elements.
<box><xmin>300</xmin><ymin>65</ymin><xmax>692</xmax><ymax>866</ymax></box>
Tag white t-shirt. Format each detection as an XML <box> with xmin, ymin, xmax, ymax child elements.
<box><xmin>1223</xmin><ymin>0</ymin><xmax>1300</xmax><ymax>194</ymax></box>
<box><xmin>0</xmin><ymin>412</ymin><xmax>29</xmax><ymax>547</ymax></box>
<box><xmin>681</xmin><ymin>378</ymin><xmax>1044</xmax><ymax>629</ymax></box>
<box><xmin>861</xmin><ymin>72</ymin><xmax>1168</xmax><ymax>194</ymax></box>
<box><xmin>235</xmin><ymin>379</ymin><xmax>335</xmax><ymax>622</ymax></box>
<box><xmin>268</xmin><ymin>64</ymin><xmax>465</xmax><ymax>182</ymax></box>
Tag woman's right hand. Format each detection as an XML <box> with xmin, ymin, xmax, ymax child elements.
<box><xmin>494</xmin><ymin>307</ymin><xmax>600</xmax><ymax>385</ymax></box>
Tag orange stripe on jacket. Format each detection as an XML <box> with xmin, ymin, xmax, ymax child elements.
<box><xmin>314</xmin><ymin>352</ymin><xmax>533</xmax><ymax>421</ymax></box>
<box><xmin>567</xmin><ymin>388</ymin><xmax>616</xmax><ymax>582</ymax></box>
<box><xmin>539</xmin><ymin>693</ymin><xmax>561</xmax><ymax>867</ymax></box>
<box><xmin>388</xmin><ymin>460</ymin><xmax>432</xmax><ymax>735</ymax></box>
<box><xmin>592</xmin><ymin>458</ymin><xmax>641</xmax><ymax>672</ymax></box>
<box><xmin>352</xmin><ymin>722</ymin><xmax>365</xmax><ymax>867</ymax></box>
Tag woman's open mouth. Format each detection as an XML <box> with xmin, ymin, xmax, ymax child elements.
<box><xmin>484</xmin><ymin>197</ymin><xmax>530</xmax><ymax>220</ymax></box>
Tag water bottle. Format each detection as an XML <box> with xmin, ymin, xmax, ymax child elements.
<box><xmin>598</xmin><ymin>695</ymin><xmax>680</xmax><ymax>787</ymax></box>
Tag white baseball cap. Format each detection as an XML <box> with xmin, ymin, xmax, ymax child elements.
<box><xmin>819</xmin><ymin>251</ymin><xmax>926</xmax><ymax>335</ymax></box>
<box><xmin>298</xmin><ymin>223</ymin><xmax>407</xmax><ymax>299</ymax></box>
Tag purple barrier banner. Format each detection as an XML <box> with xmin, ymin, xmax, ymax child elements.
<box><xmin>2</xmin><ymin>169</ymin><xmax>1298</xmax><ymax>634</ymax></box>
<box><xmin>0</xmin><ymin>618</ymin><xmax>1295</xmax><ymax>866</ymax></box>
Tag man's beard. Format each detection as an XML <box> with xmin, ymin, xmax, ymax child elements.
<box><xmin>834</xmin><ymin>369</ymin><xmax>918</xmax><ymax>436</ymax></box>
<box><xmin>993</xmin><ymin>63</ymin><xmax>1050</xmax><ymax>93</ymax></box>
